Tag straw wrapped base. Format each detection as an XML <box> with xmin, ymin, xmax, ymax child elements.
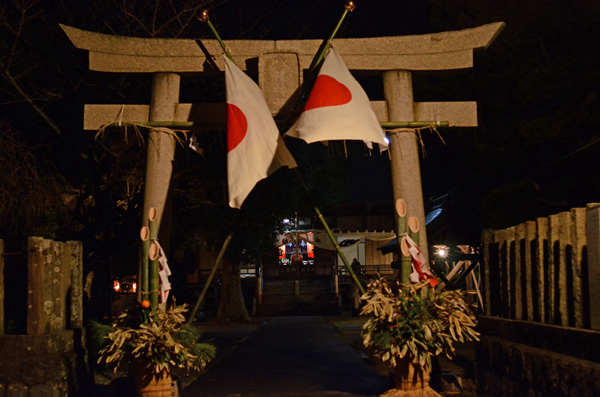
<box><xmin>381</xmin><ymin>387</ymin><xmax>440</xmax><ymax>397</ymax></box>
<box><xmin>133</xmin><ymin>364</ymin><xmax>172</xmax><ymax>397</ymax></box>
<box><xmin>380</xmin><ymin>359</ymin><xmax>440</xmax><ymax>397</ymax></box>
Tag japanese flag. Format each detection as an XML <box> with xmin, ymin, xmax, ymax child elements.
<box><xmin>285</xmin><ymin>48</ymin><xmax>388</xmax><ymax>151</ymax></box>
<box><xmin>225</xmin><ymin>56</ymin><xmax>297</xmax><ymax>209</ymax></box>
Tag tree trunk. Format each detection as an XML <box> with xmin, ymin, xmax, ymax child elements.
<box><xmin>217</xmin><ymin>261</ymin><xmax>250</xmax><ymax>324</ymax></box>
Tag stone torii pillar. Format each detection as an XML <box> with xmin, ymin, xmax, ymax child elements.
<box><xmin>144</xmin><ymin>73</ymin><xmax>180</xmax><ymax>250</ymax></box>
<box><xmin>61</xmin><ymin>22</ymin><xmax>504</xmax><ymax>271</ymax></box>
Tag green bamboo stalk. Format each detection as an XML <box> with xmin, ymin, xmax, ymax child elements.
<box><xmin>197</xmin><ymin>10</ymin><xmax>234</xmax><ymax>63</ymax></box>
<box><xmin>107</xmin><ymin>121</ymin><xmax>194</xmax><ymax>129</ymax></box>
<box><xmin>314</xmin><ymin>206</ymin><xmax>364</xmax><ymax>295</ymax></box>
<box><xmin>380</xmin><ymin>121</ymin><xmax>449</xmax><ymax>128</ymax></box>
<box><xmin>107</xmin><ymin>120</ymin><xmax>447</xmax><ymax>130</ymax></box>
<box><xmin>147</xmin><ymin>208</ymin><xmax>159</xmax><ymax>308</ymax></box>
<box><xmin>187</xmin><ymin>232</ymin><xmax>234</xmax><ymax>324</ymax></box>
<box><xmin>408</xmin><ymin>216</ymin><xmax>420</xmax><ymax>246</ymax></box>
<box><xmin>140</xmin><ymin>226</ymin><xmax>150</xmax><ymax>302</ymax></box>
<box><xmin>407</xmin><ymin>216</ymin><xmax>420</xmax><ymax>286</ymax></box>
<box><xmin>395</xmin><ymin>199</ymin><xmax>411</xmax><ymax>285</ymax></box>
<box><xmin>408</xmin><ymin>216</ymin><xmax>430</xmax><ymax>296</ymax></box>
<box><xmin>149</xmin><ymin>243</ymin><xmax>159</xmax><ymax>309</ymax></box>
<box><xmin>306</xmin><ymin>1</ymin><xmax>355</xmax><ymax>76</ymax></box>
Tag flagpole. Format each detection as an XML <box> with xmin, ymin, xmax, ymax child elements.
<box><xmin>306</xmin><ymin>1</ymin><xmax>356</xmax><ymax>77</ymax></box>
<box><xmin>289</xmin><ymin>1</ymin><xmax>356</xmax><ymax>123</ymax></box>
<box><xmin>197</xmin><ymin>10</ymin><xmax>234</xmax><ymax>63</ymax></box>
<box><xmin>198</xmin><ymin>2</ymin><xmax>365</xmax><ymax>295</ymax></box>
<box><xmin>187</xmin><ymin>231</ymin><xmax>234</xmax><ymax>324</ymax></box>
<box><xmin>279</xmin><ymin>0</ymin><xmax>365</xmax><ymax>294</ymax></box>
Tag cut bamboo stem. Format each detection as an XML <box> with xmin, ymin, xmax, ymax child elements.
<box><xmin>147</xmin><ymin>208</ymin><xmax>159</xmax><ymax>308</ymax></box>
<box><xmin>139</xmin><ymin>226</ymin><xmax>149</xmax><ymax>302</ymax></box>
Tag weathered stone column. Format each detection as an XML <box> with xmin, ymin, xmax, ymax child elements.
<box><xmin>586</xmin><ymin>203</ymin><xmax>600</xmax><ymax>330</ymax></box>
<box><xmin>142</xmin><ymin>72</ymin><xmax>180</xmax><ymax>253</ymax></box>
<box><xmin>27</xmin><ymin>237</ymin><xmax>47</xmax><ymax>334</ymax></box>
<box><xmin>383</xmin><ymin>70</ymin><xmax>429</xmax><ymax>267</ymax></box>
<box><xmin>68</xmin><ymin>241</ymin><xmax>84</xmax><ymax>329</ymax></box>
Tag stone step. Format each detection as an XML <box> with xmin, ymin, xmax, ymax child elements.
<box><xmin>256</xmin><ymin>279</ymin><xmax>339</xmax><ymax>316</ymax></box>
<box><xmin>255</xmin><ymin>299</ymin><xmax>340</xmax><ymax>316</ymax></box>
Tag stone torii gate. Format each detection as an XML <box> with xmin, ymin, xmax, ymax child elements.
<box><xmin>61</xmin><ymin>21</ymin><xmax>504</xmax><ymax>270</ymax></box>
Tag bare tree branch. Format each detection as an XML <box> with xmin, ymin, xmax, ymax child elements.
<box><xmin>1</xmin><ymin>69</ymin><xmax>62</xmax><ymax>135</ymax></box>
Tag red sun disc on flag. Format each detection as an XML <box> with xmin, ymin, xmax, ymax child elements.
<box><xmin>305</xmin><ymin>75</ymin><xmax>352</xmax><ymax>111</ymax></box>
<box><xmin>227</xmin><ymin>103</ymin><xmax>248</xmax><ymax>152</ymax></box>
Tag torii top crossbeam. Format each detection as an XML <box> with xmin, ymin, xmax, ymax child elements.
<box><xmin>61</xmin><ymin>22</ymin><xmax>503</xmax><ymax>73</ymax></box>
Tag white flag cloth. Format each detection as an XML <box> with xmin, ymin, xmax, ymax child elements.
<box><xmin>225</xmin><ymin>56</ymin><xmax>297</xmax><ymax>208</ymax></box>
<box><xmin>405</xmin><ymin>235</ymin><xmax>438</xmax><ymax>287</ymax></box>
<box><xmin>285</xmin><ymin>48</ymin><xmax>388</xmax><ymax>151</ymax></box>
<box><xmin>154</xmin><ymin>240</ymin><xmax>172</xmax><ymax>304</ymax></box>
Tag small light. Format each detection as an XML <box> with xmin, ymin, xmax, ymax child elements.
<box><xmin>113</xmin><ymin>280</ymin><xmax>120</xmax><ymax>292</ymax></box>
<box><xmin>437</xmin><ymin>249</ymin><xmax>447</xmax><ymax>258</ymax></box>
<box><xmin>384</xmin><ymin>137</ymin><xmax>390</xmax><ymax>145</ymax></box>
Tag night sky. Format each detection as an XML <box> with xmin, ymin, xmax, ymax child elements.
<box><xmin>2</xmin><ymin>0</ymin><xmax>598</xmax><ymax>247</ymax></box>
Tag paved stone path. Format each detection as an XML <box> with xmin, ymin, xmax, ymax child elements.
<box><xmin>183</xmin><ymin>316</ymin><xmax>391</xmax><ymax>396</ymax></box>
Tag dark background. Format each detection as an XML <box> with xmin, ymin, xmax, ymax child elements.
<box><xmin>1</xmin><ymin>0</ymin><xmax>599</xmax><ymax>258</ymax></box>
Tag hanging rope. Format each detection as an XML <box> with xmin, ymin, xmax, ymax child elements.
<box><xmin>386</xmin><ymin>125</ymin><xmax>446</xmax><ymax>158</ymax></box>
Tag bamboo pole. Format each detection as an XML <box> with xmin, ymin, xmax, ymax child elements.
<box><xmin>300</xmin><ymin>1</ymin><xmax>356</xmax><ymax>100</ymax></box>
<box><xmin>408</xmin><ymin>216</ymin><xmax>420</xmax><ymax>246</ymax></box>
<box><xmin>187</xmin><ymin>232</ymin><xmax>234</xmax><ymax>324</ymax></box>
<box><xmin>148</xmin><ymin>208</ymin><xmax>159</xmax><ymax>308</ymax></box>
<box><xmin>104</xmin><ymin>120</ymin><xmax>448</xmax><ymax>130</ymax></box>
<box><xmin>107</xmin><ymin>121</ymin><xmax>193</xmax><ymax>128</ymax></box>
<box><xmin>381</xmin><ymin>121</ymin><xmax>449</xmax><ymax>128</ymax></box>
<box><xmin>396</xmin><ymin>199</ymin><xmax>411</xmax><ymax>284</ymax></box>
<box><xmin>140</xmin><ymin>226</ymin><xmax>150</xmax><ymax>302</ymax></box>
<box><xmin>198</xmin><ymin>10</ymin><xmax>234</xmax><ymax>63</ymax></box>
<box><xmin>149</xmin><ymin>243</ymin><xmax>159</xmax><ymax>309</ymax></box>
<box><xmin>409</xmin><ymin>216</ymin><xmax>429</xmax><ymax>296</ymax></box>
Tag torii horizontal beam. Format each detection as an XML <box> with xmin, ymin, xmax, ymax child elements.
<box><xmin>60</xmin><ymin>22</ymin><xmax>504</xmax><ymax>73</ymax></box>
<box><xmin>84</xmin><ymin>101</ymin><xmax>476</xmax><ymax>131</ymax></box>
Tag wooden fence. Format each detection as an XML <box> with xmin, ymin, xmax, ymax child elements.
<box><xmin>482</xmin><ymin>204</ymin><xmax>598</xmax><ymax>329</ymax></box>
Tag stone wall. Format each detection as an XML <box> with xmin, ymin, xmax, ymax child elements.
<box><xmin>0</xmin><ymin>238</ymin><xmax>87</xmax><ymax>396</ymax></box>
<box><xmin>476</xmin><ymin>316</ymin><xmax>600</xmax><ymax>396</ymax></box>
<box><xmin>0</xmin><ymin>330</ymin><xmax>88</xmax><ymax>397</ymax></box>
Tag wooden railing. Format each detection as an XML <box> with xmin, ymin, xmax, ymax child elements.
<box><xmin>337</xmin><ymin>264</ymin><xmax>394</xmax><ymax>276</ymax></box>
<box><xmin>482</xmin><ymin>204</ymin><xmax>598</xmax><ymax>329</ymax></box>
